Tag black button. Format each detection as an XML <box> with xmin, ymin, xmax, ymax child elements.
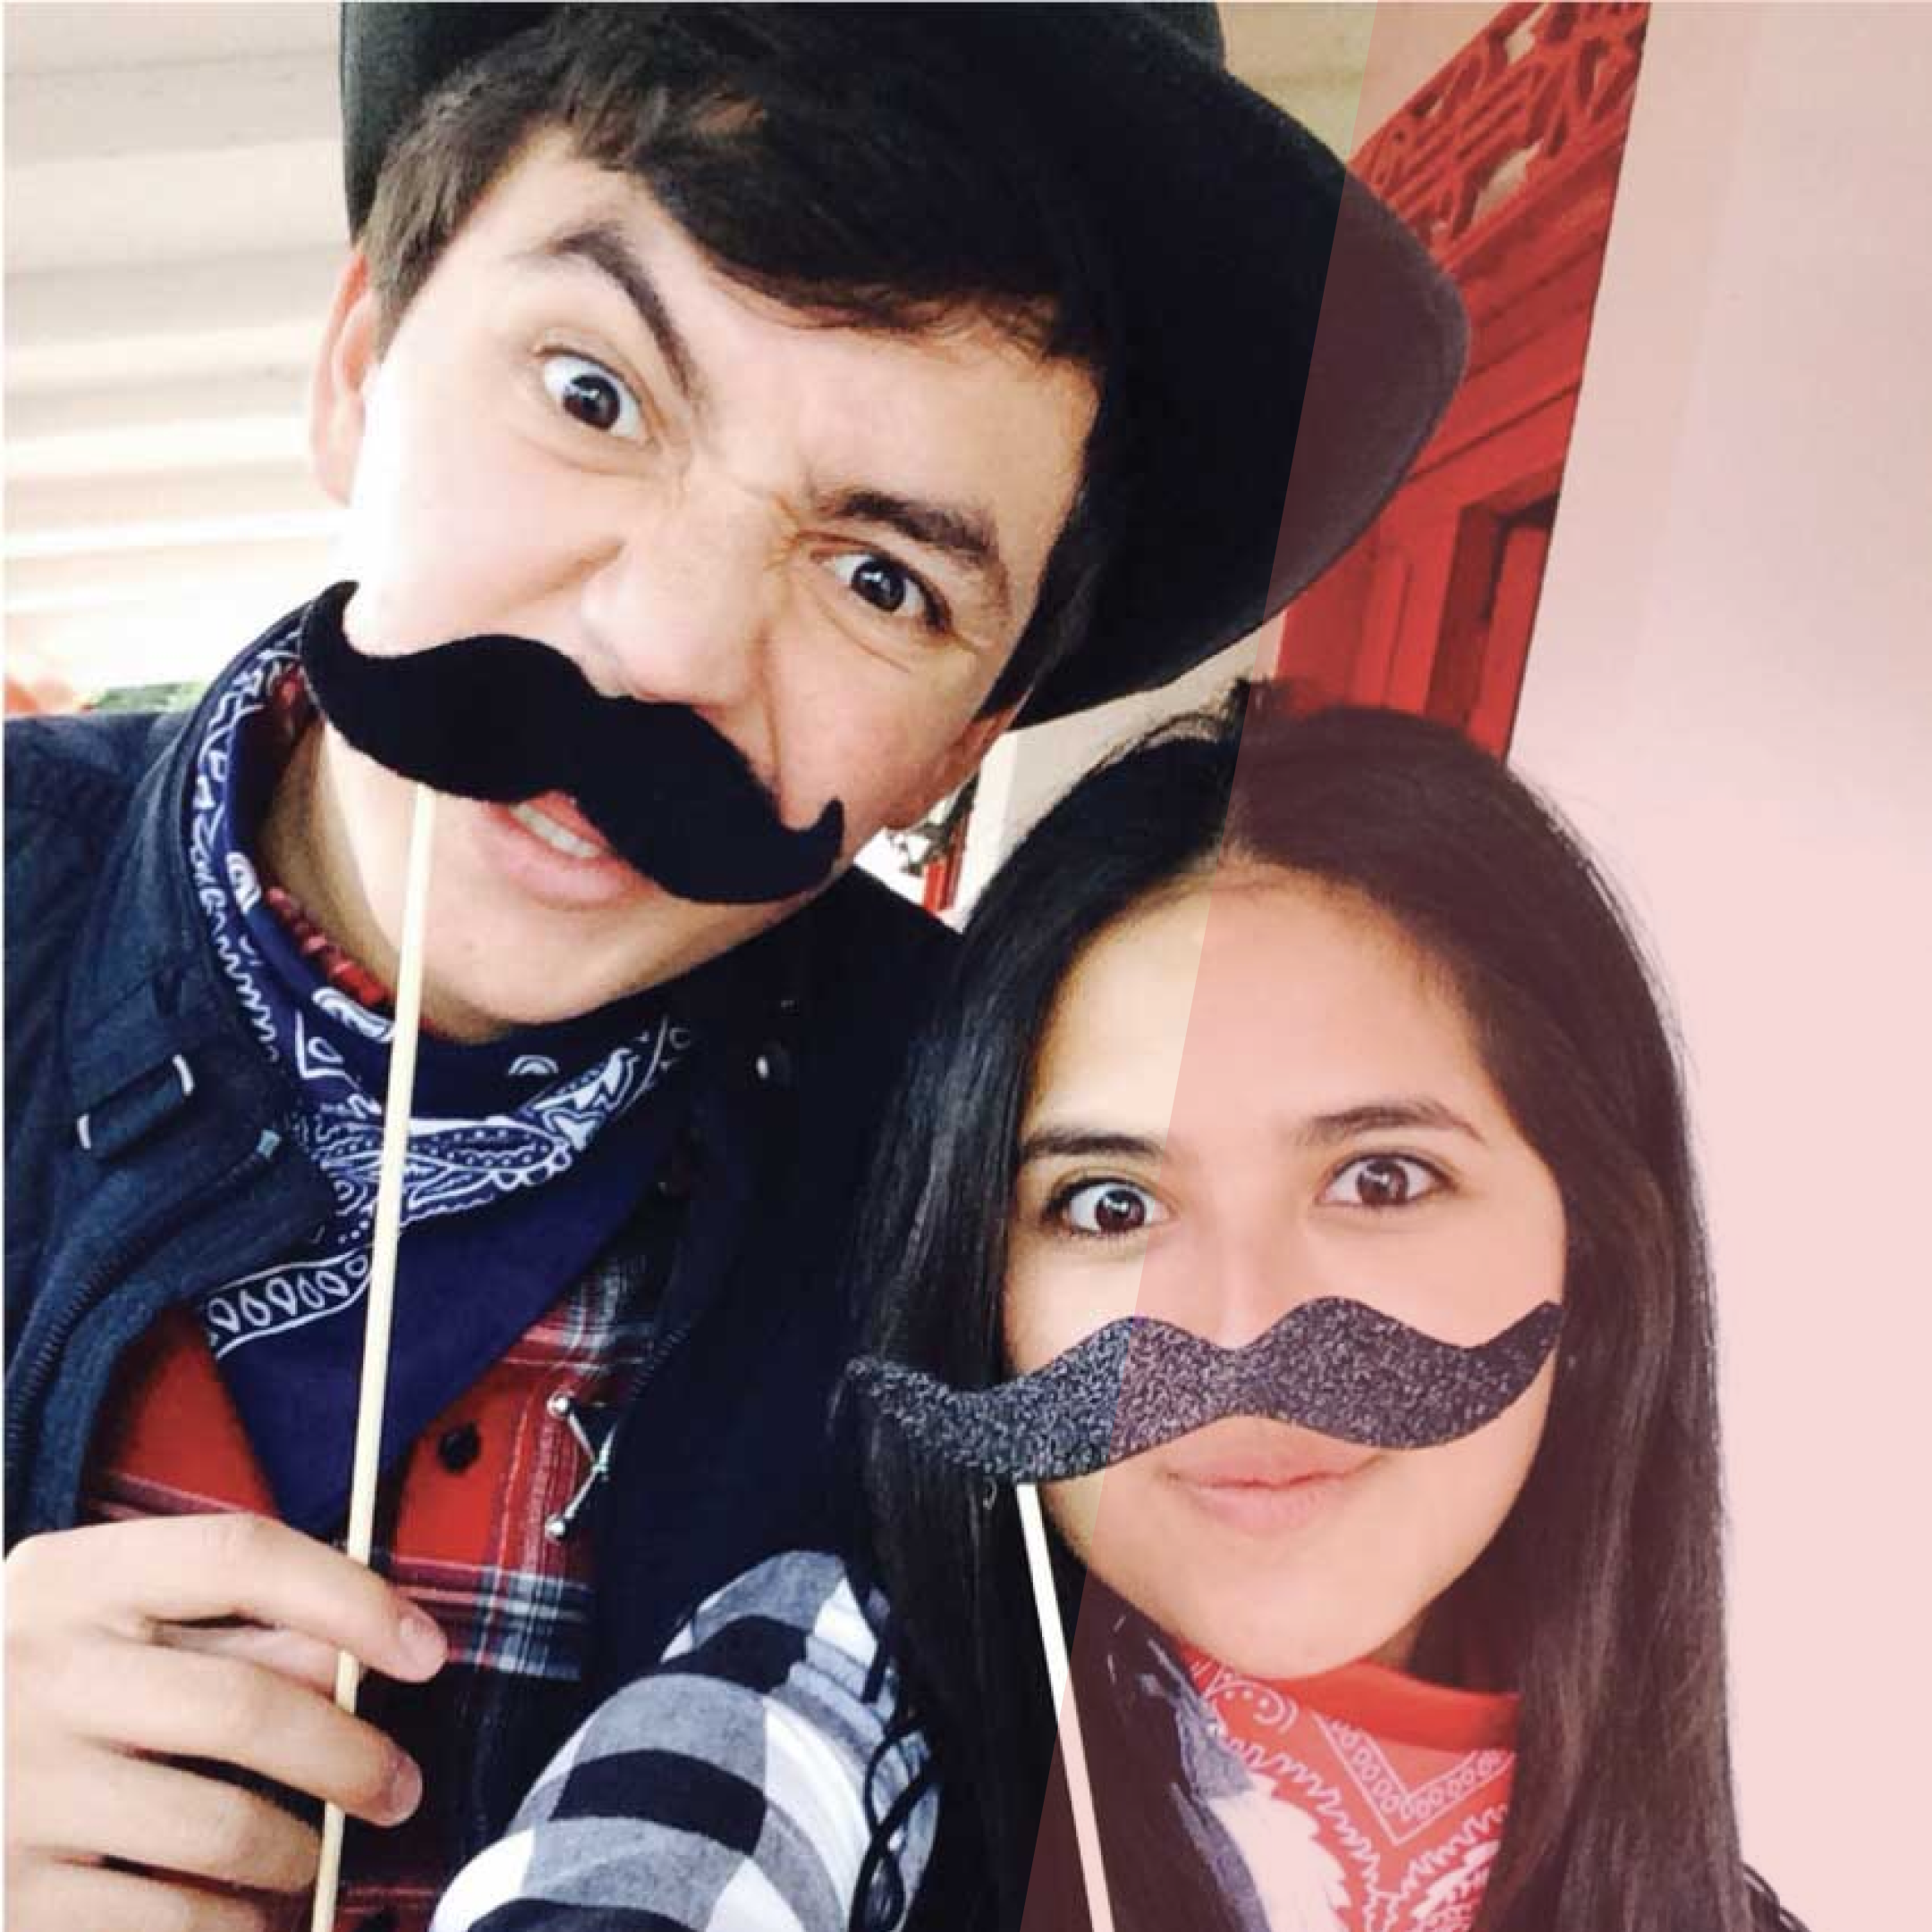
<box><xmin>751</xmin><ymin>1043</ymin><xmax>793</xmax><ymax>1089</ymax></box>
<box><xmin>357</xmin><ymin>1913</ymin><xmax>398</xmax><ymax>1932</ymax></box>
<box><xmin>436</xmin><ymin>1423</ymin><xmax>481</xmax><ymax>1473</ymax></box>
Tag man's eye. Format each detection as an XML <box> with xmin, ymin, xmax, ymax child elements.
<box><xmin>1051</xmin><ymin>1181</ymin><xmax>1167</xmax><ymax>1238</ymax></box>
<box><xmin>1319</xmin><ymin>1155</ymin><xmax>1444</xmax><ymax>1210</ymax></box>
<box><xmin>826</xmin><ymin>552</ymin><xmax>940</xmax><ymax>628</ymax></box>
<box><xmin>540</xmin><ymin>352</ymin><xmax>644</xmax><ymax>440</ymax></box>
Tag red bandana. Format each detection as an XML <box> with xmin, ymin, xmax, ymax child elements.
<box><xmin>1185</xmin><ymin>1648</ymin><xmax>1516</xmax><ymax>1932</ymax></box>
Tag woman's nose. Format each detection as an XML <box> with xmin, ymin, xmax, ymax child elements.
<box><xmin>1156</xmin><ymin>1223</ymin><xmax>1324</xmax><ymax>1352</ymax></box>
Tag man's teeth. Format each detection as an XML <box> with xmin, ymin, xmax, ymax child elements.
<box><xmin>510</xmin><ymin>801</ymin><xmax>604</xmax><ymax>860</ymax></box>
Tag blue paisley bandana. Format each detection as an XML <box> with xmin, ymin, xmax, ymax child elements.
<box><xmin>189</xmin><ymin>615</ymin><xmax>698</xmax><ymax>1531</ymax></box>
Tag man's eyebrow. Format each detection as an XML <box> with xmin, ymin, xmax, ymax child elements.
<box><xmin>826</xmin><ymin>488</ymin><xmax>1013</xmax><ymax>621</ymax></box>
<box><xmin>1294</xmin><ymin>1099</ymin><xmax>1488</xmax><ymax>1148</ymax></box>
<box><xmin>524</xmin><ymin>221</ymin><xmax>704</xmax><ymax>410</ymax></box>
<box><xmin>1018</xmin><ymin>1127</ymin><xmax>1165</xmax><ymax>1166</ymax></box>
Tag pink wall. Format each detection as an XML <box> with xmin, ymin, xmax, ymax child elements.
<box><xmin>1513</xmin><ymin>8</ymin><xmax>1932</xmax><ymax>1923</ymax></box>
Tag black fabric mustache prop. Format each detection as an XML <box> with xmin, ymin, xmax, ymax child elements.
<box><xmin>850</xmin><ymin>1298</ymin><xmax>1563</xmax><ymax>1481</ymax></box>
<box><xmin>298</xmin><ymin>581</ymin><xmax>844</xmax><ymax>905</ymax></box>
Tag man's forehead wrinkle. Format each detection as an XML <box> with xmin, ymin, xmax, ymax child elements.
<box><xmin>823</xmin><ymin>487</ymin><xmax>1014</xmax><ymax>622</ymax></box>
<box><xmin>522</xmin><ymin>219</ymin><xmax>708</xmax><ymax>412</ymax></box>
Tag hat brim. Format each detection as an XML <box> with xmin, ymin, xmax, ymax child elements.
<box><xmin>339</xmin><ymin>4</ymin><xmax>1466</xmax><ymax>726</ymax></box>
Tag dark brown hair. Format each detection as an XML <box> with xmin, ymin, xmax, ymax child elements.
<box><xmin>357</xmin><ymin>4</ymin><xmax>1130</xmax><ymax>715</ymax></box>
<box><xmin>856</xmin><ymin>692</ymin><xmax>1756</xmax><ymax>1932</ymax></box>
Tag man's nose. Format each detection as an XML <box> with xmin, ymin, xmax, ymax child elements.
<box><xmin>576</xmin><ymin>497</ymin><xmax>774</xmax><ymax>731</ymax></box>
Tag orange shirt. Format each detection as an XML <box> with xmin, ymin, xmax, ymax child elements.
<box><xmin>1184</xmin><ymin>1647</ymin><xmax>1516</xmax><ymax>1932</ymax></box>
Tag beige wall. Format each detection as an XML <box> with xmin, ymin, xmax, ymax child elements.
<box><xmin>1512</xmin><ymin>8</ymin><xmax>1932</xmax><ymax>1924</ymax></box>
<box><xmin>1352</xmin><ymin>2</ymin><xmax>1502</xmax><ymax>134</ymax></box>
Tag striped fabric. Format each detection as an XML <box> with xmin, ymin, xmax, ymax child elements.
<box><xmin>431</xmin><ymin>1552</ymin><xmax>934</xmax><ymax>1932</ymax></box>
<box><xmin>428</xmin><ymin>1554</ymin><xmax>1818</xmax><ymax>1932</ymax></box>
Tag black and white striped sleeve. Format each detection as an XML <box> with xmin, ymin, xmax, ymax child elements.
<box><xmin>430</xmin><ymin>1551</ymin><xmax>936</xmax><ymax>1932</ymax></box>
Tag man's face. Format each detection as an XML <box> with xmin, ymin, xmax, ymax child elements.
<box><xmin>308</xmin><ymin>134</ymin><xmax>1096</xmax><ymax>1038</ymax></box>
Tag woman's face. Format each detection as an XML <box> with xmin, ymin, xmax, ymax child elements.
<box><xmin>1003</xmin><ymin>868</ymin><xmax>1566</xmax><ymax>1682</ymax></box>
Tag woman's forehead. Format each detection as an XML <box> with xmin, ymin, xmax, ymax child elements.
<box><xmin>1022</xmin><ymin>872</ymin><xmax>1496</xmax><ymax>1141</ymax></box>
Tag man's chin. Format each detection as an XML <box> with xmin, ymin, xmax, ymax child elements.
<box><xmin>419</xmin><ymin>973</ymin><xmax>647</xmax><ymax>1043</ymax></box>
<box><xmin>414</xmin><ymin>909</ymin><xmax>792</xmax><ymax>1042</ymax></box>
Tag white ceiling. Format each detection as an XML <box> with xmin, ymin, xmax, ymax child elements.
<box><xmin>3</xmin><ymin>2</ymin><xmax>1380</xmax><ymax>699</ymax></box>
<box><xmin>4</xmin><ymin>2</ymin><xmax>343</xmax><ymax>695</ymax></box>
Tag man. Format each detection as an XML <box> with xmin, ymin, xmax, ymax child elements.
<box><xmin>4</xmin><ymin>6</ymin><xmax>1462</xmax><ymax>1928</ymax></box>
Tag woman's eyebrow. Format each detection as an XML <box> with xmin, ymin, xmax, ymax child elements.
<box><xmin>1017</xmin><ymin>1127</ymin><xmax>1165</xmax><ymax>1166</ymax></box>
<box><xmin>1294</xmin><ymin>1098</ymin><xmax>1487</xmax><ymax>1148</ymax></box>
<box><xmin>521</xmin><ymin>221</ymin><xmax>706</xmax><ymax>411</ymax></box>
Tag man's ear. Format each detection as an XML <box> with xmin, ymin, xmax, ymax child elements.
<box><xmin>879</xmin><ymin>704</ymin><xmax>1021</xmax><ymax>833</ymax></box>
<box><xmin>309</xmin><ymin>250</ymin><xmax>383</xmax><ymax>505</ymax></box>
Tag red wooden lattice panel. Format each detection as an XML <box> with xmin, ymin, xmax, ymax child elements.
<box><xmin>1271</xmin><ymin>2</ymin><xmax>1650</xmax><ymax>757</ymax></box>
<box><xmin>1355</xmin><ymin>2</ymin><xmax>1648</xmax><ymax>277</ymax></box>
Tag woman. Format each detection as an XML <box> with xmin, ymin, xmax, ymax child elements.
<box><xmin>434</xmin><ymin>693</ymin><xmax>1807</xmax><ymax>1932</ymax></box>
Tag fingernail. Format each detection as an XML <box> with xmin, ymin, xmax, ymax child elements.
<box><xmin>386</xmin><ymin>1753</ymin><xmax>424</xmax><ymax>1823</ymax></box>
<box><xmin>399</xmin><ymin>1608</ymin><xmax>446</xmax><ymax>1674</ymax></box>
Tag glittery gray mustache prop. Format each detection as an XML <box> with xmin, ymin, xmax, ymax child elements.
<box><xmin>849</xmin><ymin>1298</ymin><xmax>1564</xmax><ymax>1481</ymax></box>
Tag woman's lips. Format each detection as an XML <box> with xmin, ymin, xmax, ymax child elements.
<box><xmin>1162</xmin><ymin>1440</ymin><xmax>1374</xmax><ymax>1536</ymax></box>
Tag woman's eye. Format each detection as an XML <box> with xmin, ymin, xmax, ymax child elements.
<box><xmin>540</xmin><ymin>352</ymin><xmax>644</xmax><ymax>441</ymax></box>
<box><xmin>1053</xmin><ymin>1181</ymin><xmax>1167</xmax><ymax>1238</ymax></box>
<box><xmin>1321</xmin><ymin>1155</ymin><xmax>1444</xmax><ymax>1210</ymax></box>
<box><xmin>826</xmin><ymin>552</ymin><xmax>940</xmax><ymax>629</ymax></box>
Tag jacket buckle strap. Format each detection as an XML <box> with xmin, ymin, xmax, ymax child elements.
<box><xmin>74</xmin><ymin>1053</ymin><xmax>197</xmax><ymax>1158</ymax></box>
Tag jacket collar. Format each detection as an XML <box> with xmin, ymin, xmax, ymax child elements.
<box><xmin>64</xmin><ymin>635</ymin><xmax>308</xmax><ymax>1168</ymax></box>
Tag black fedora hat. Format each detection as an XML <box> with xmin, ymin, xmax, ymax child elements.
<box><xmin>339</xmin><ymin>4</ymin><xmax>1464</xmax><ymax>725</ymax></box>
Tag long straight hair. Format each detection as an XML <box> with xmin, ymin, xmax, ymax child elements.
<box><xmin>852</xmin><ymin>691</ymin><xmax>1755</xmax><ymax>1932</ymax></box>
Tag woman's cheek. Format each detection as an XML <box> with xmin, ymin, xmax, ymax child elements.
<box><xmin>1038</xmin><ymin>1470</ymin><xmax>1106</xmax><ymax>1561</ymax></box>
<box><xmin>1003</xmin><ymin>1252</ymin><xmax>1132</xmax><ymax>1375</ymax></box>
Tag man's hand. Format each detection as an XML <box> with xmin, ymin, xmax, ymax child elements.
<box><xmin>5</xmin><ymin>1513</ymin><xmax>447</xmax><ymax>1932</ymax></box>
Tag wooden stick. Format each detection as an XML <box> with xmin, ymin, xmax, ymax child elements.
<box><xmin>309</xmin><ymin>782</ymin><xmax>437</xmax><ymax>1932</ymax></box>
<box><xmin>1015</xmin><ymin>1483</ymin><xmax>1117</xmax><ymax>1932</ymax></box>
